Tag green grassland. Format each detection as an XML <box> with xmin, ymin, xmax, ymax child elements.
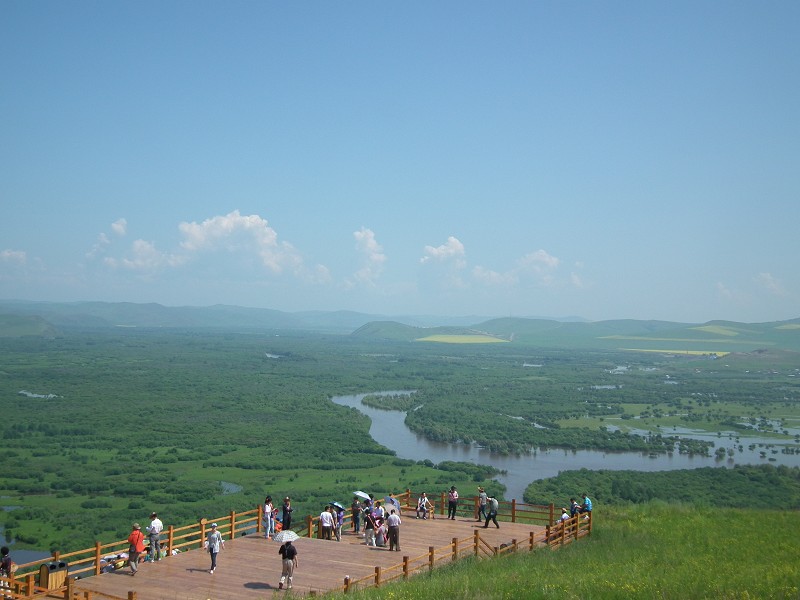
<box><xmin>0</xmin><ymin>319</ymin><xmax>798</xmax><ymax>554</ymax></box>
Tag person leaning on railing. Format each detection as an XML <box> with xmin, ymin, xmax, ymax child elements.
<box><xmin>416</xmin><ymin>493</ymin><xmax>432</xmax><ymax>519</ymax></box>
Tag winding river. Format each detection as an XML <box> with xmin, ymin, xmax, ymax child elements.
<box><xmin>331</xmin><ymin>392</ymin><xmax>800</xmax><ymax>501</ymax></box>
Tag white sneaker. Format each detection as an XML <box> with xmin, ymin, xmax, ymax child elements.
<box><xmin>209</xmin><ymin>569</ymin><xmax>214</xmax><ymax>574</ymax></box>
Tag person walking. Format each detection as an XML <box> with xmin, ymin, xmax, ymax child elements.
<box><xmin>206</xmin><ymin>523</ymin><xmax>224</xmax><ymax>574</ymax></box>
<box><xmin>127</xmin><ymin>523</ymin><xmax>145</xmax><ymax>576</ymax></box>
<box><xmin>386</xmin><ymin>509</ymin><xmax>401</xmax><ymax>551</ymax></box>
<box><xmin>278</xmin><ymin>540</ymin><xmax>298</xmax><ymax>590</ymax></box>
<box><xmin>146</xmin><ymin>512</ymin><xmax>164</xmax><ymax>561</ymax></box>
<box><xmin>483</xmin><ymin>495</ymin><xmax>500</xmax><ymax>529</ymax></box>
<box><xmin>477</xmin><ymin>487</ymin><xmax>488</xmax><ymax>521</ymax></box>
<box><xmin>447</xmin><ymin>486</ymin><xmax>459</xmax><ymax>520</ymax></box>
<box><xmin>281</xmin><ymin>497</ymin><xmax>293</xmax><ymax>531</ymax></box>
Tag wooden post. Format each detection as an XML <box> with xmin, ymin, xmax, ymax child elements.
<box><xmin>306</xmin><ymin>514</ymin><xmax>314</xmax><ymax>538</ymax></box>
<box><xmin>587</xmin><ymin>511</ymin><xmax>593</xmax><ymax>535</ymax></box>
<box><xmin>167</xmin><ymin>524</ymin><xmax>174</xmax><ymax>556</ymax></box>
<box><xmin>128</xmin><ymin>591</ymin><xmax>138</xmax><ymax>600</ymax></box>
<box><xmin>474</xmin><ymin>530</ymin><xmax>480</xmax><ymax>556</ymax></box>
<box><xmin>374</xmin><ymin>566</ymin><xmax>381</xmax><ymax>587</ymax></box>
<box><xmin>529</xmin><ymin>530</ymin><xmax>535</xmax><ymax>550</ymax></box>
<box><xmin>229</xmin><ymin>510</ymin><xmax>236</xmax><ymax>538</ymax></box>
<box><xmin>200</xmin><ymin>518</ymin><xmax>207</xmax><ymax>550</ymax></box>
<box><xmin>63</xmin><ymin>575</ymin><xmax>73</xmax><ymax>599</ymax></box>
<box><xmin>511</xmin><ymin>498</ymin><xmax>517</xmax><ymax>523</ymax></box>
<box><xmin>343</xmin><ymin>575</ymin><xmax>351</xmax><ymax>592</ymax></box>
<box><xmin>402</xmin><ymin>556</ymin><xmax>409</xmax><ymax>579</ymax></box>
<box><xmin>24</xmin><ymin>573</ymin><xmax>34</xmax><ymax>597</ymax></box>
<box><xmin>545</xmin><ymin>525</ymin><xmax>551</xmax><ymax>546</ymax></box>
<box><xmin>94</xmin><ymin>541</ymin><xmax>102</xmax><ymax>575</ymax></box>
<box><xmin>452</xmin><ymin>537</ymin><xmax>458</xmax><ymax>561</ymax></box>
<box><xmin>428</xmin><ymin>546</ymin><xmax>435</xmax><ymax>571</ymax></box>
<box><xmin>440</xmin><ymin>492</ymin><xmax>446</xmax><ymax>517</ymax></box>
<box><xmin>549</xmin><ymin>503</ymin><xmax>555</xmax><ymax>526</ymax></box>
<box><xmin>258</xmin><ymin>503</ymin><xmax>264</xmax><ymax>535</ymax></box>
<box><xmin>512</xmin><ymin>538</ymin><xmax>518</xmax><ymax>552</ymax></box>
<box><xmin>474</xmin><ymin>495</ymin><xmax>479</xmax><ymax>520</ymax></box>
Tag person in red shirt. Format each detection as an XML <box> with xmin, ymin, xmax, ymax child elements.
<box><xmin>127</xmin><ymin>523</ymin><xmax>145</xmax><ymax>576</ymax></box>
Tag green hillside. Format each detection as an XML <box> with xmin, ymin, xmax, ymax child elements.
<box><xmin>326</xmin><ymin>502</ymin><xmax>799</xmax><ymax>600</ymax></box>
<box><xmin>0</xmin><ymin>314</ymin><xmax>60</xmax><ymax>337</ymax></box>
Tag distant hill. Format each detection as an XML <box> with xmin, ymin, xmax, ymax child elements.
<box><xmin>0</xmin><ymin>300</ymin><xmax>797</xmax><ymax>352</ymax></box>
<box><xmin>0</xmin><ymin>314</ymin><xmax>61</xmax><ymax>337</ymax></box>
<box><xmin>352</xmin><ymin>316</ymin><xmax>800</xmax><ymax>352</ymax></box>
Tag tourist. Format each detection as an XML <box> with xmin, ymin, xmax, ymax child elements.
<box><xmin>581</xmin><ymin>493</ymin><xmax>593</xmax><ymax>517</ymax></box>
<box><xmin>278</xmin><ymin>540</ymin><xmax>298</xmax><ymax>590</ymax></box>
<box><xmin>416</xmin><ymin>492</ymin><xmax>432</xmax><ymax>519</ymax></box>
<box><xmin>386</xmin><ymin>509</ymin><xmax>401</xmax><ymax>551</ymax></box>
<box><xmin>146</xmin><ymin>512</ymin><xmax>163</xmax><ymax>561</ymax></box>
<box><xmin>373</xmin><ymin>501</ymin><xmax>385</xmax><ymax>522</ymax></box>
<box><xmin>477</xmin><ymin>487</ymin><xmax>488</xmax><ymax>522</ymax></box>
<box><xmin>447</xmin><ymin>486</ymin><xmax>459</xmax><ymax>520</ymax></box>
<box><xmin>483</xmin><ymin>496</ymin><xmax>500</xmax><ymax>529</ymax></box>
<box><xmin>569</xmin><ymin>497</ymin><xmax>580</xmax><ymax>518</ymax></box>
<box><xmin>334</xmin><ymin>505</ymin><xmax>345</xmax><ymax>541</ymax></box>
<box><xmin>319</xmin><ymin>506</ymin><xmax>334</xmax><ymax>540</ymax></box>
<box><xmin>1</xmin><ymin>546</ymin><xmax>13</xmax><ymax>597</ymax></box>
<box><xmin>127</xmin><ymin>523</ymin><xmax>145</xmax><ymax>576</ymax></box>
<box><xmin>351</xmin><ymin>497</ymin><xmax>363</xmax><ymax>534</ymax></box>
<box><xmin>206</xmin><ymin>522</ymin><xmax>224</xmax><ymax>574</ymax></box>
<box><xmin>364</xmin><ymin>509</ymin><xmax>377</xmax><ymax>546</ymax></box>
<box><xmin>263</xmin><ymin>496</ymin><xmax>275</xmax><ymax>539</ymax></box>
<box><xmin>282</xmin><ymin>497</ymin><xmax>293</xmax><ymax>531</ymax></box>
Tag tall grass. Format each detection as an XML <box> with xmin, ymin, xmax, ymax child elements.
<box><xmin>324</xmin><ymin>502</ymin><xmax>799</xmax><ymax>599</ymax></box>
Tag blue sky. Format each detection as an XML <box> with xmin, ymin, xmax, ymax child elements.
<box><xmin>2</xmin><ymin>1</ymin><xmax>798</xmax><ymax>323</ymax></box>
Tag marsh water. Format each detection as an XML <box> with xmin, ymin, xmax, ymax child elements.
<box><xmin>331</xmin><ymin>392</ymin><xmax>800</xmax><ymax>501</ymax></box>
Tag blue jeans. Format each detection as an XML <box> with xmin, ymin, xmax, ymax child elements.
<box><xmin>149</xmin><ymin>535</ymin><xmax>161</xmax><ymax>561</ymax></box>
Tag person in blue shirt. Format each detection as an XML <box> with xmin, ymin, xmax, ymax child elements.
<box><xmin>581</xmin><ymin>493</ymin><xmax>593</xmax><ymax>514</ymax></box>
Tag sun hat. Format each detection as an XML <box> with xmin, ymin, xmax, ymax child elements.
<box><xmin>210</xmin><ymin>523</ymin><xmax>218</xmax><ymax>528</ymax></box>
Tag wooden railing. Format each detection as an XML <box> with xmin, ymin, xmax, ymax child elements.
<box><xmin>1</xmin><ymin>506</ymin><xmax>262</xmax><ymax>600</ymax></box>
<box><xmin>338</xmin><ymin>513</ymin><xmax>593</xmax><ymax>594</ymax></box>
<box><xmin>0</xmin><ymin>493</ymin><xmax>590</xmax><ymax>599</ymax></box>
<box><xmin>302</xmin><ymin>489</ymin><xmax>557</xmax><ymax>538</ymax></box>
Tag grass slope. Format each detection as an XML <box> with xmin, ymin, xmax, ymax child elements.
<box><xmin>326</xmin><ymin>503</ymin><xmax>799</xmax><ymax>600</ymax></box>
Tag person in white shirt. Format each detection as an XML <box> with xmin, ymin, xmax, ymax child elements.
<box><xmin>386</xmin><ymin>509</ymin><xmax>402</xmax><ymax>551</ymax></box>
<box><xmin>319</xmin><ymin>506</ymin><xmax>335</xmax><ymax>540</ymax></box>
<box><xmin>146</xmin><ymin>512</ymin><xmax>164</xmax><ymax>561</ymax></box>
<box><xmin>416</xmin><ymin>493</ymin><xmax>432</xmax><ymax>519</ymax></box>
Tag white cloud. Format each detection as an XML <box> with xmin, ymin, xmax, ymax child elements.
<box><xmin>104</xmin><ymin>239</ymin><xmax>185</xmax><ymax>271</ymax></box>
<box><xmin>420</xmin><ymin>236</ymin><xmax>466</xmax><ymax>268</ymax></box>
<box><xmin>351</xmin><ymin>227</ymin><xmax>387</xmax><ymax>286</ymax></box>
<box><xmin>0</xmin><ymin>249</ymin><xmax>27</xmax><ymax>264</ymax></box>
<box><xmin>716</xmin><ymin>281</ymin><xmax>733</xmax><ymax>299</ymax></box>
<box><xmin>755</xmin><ymin>272</ymin><xmax>785</xmax><ymax>296</ymax></box>
<box><xmin>517</xmin><ymin>249</ymin><xmax>560</xmax><ymax>273</ymax></box>
<box><xmin>178</xmin><ymin>210</ymin><xmax>302</xmax><ymax>274</ymax></box>
<box><xmin>472</xmin><ymin>265</ymin><xmax>517</xmax><ymax>286</ymax></box>
<box><xmin>111</xmin><ymin>218</ymin><xmax>127</xmax><ymax>236</ymax></box>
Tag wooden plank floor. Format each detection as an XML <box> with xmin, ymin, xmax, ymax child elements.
<box><xmin>74</xmin><ymin>516</ymin><xmax>546</xmax><ymax>599</ymax></box>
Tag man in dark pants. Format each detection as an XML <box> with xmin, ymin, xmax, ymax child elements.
<box><xmin>483</xmin><ymin>496</ymin><xmax>499</xmax><ymax>529</ymax></box>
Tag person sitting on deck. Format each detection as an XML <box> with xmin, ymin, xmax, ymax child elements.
<box><xmin>416</xmin><ymin>492</ymin><xmax>432</xmax><ymax>519</ymax></box>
